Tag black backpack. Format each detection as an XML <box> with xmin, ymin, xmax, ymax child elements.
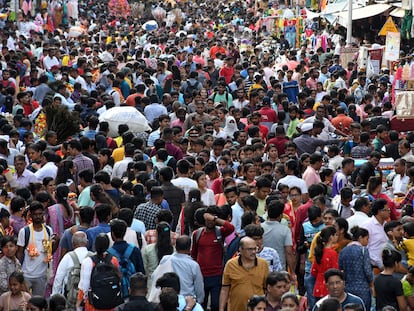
<box><xmin>185</xmin><ymin>80</ymin><xmax>199</xmax><ymax>95</ymax></box>
<box><xmin>88</xmin><ymin>254</ymin><xmax>124</xmax><ymax>309</ymax></box>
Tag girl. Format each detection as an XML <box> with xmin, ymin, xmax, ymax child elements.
<box><xmin>281</xmin><ymin>293</ymin><xmax>300</xmax><ymax>311</ymax></box>
<box><xmin>0</xmin><ymin>272</ymin><xmax>31</xmax><ymax>311</ymax></box>
<box><xmin>0</xmin><ymin>237</ymin><xmax>22</xmax><ymax>295</ymax></box>
<box><xmin>298</xmin><ymin>153</ymin><xmax>310</xmax><ymax>175</ymax></box>
<box><xmin>141</xmin><ymin>222</ymin><xmax>174</xmax><ymax>290</ymax></box>
<box><xmin>42</xmin><ymin>177</ymin><xmax>56</xmax><ymax>197</ymax></box>
<box><xmin>311</xmin><ymin>226</ymin><xmax>339</xmax><ymax>299</ymax></box>
<box><xmin>98</xmin><ymin>148</ymin><xmax>114</xmax><ymax>176</ymax></box>
<box><xmin>284</xmin><ymin>186</ymin><xmax>302</xmax><ymax>233</ymax></box>
<box><xmin>55</xmin><ymin>160</ymin><xmax>76</xmax><ymax>193</ymax></box>
<box><xmin>193</xmin><ymin>171</ymin><xmax>215</xmax><ymax>206</ymax></box>
<box><xmin>263</xmin><ymin>144</ymin><xmax>279</xmax><ymax>164</ymax></box>
<box><xmin>367</xmin><ymin>176</ymin><xmax>399</xmax><ymax>220</ymax></box>
<box><xmin>26</xmin><ymin>143</ymin><xmax>42</xmax><ymax>173</ymax></box>
<box><xmin>246</xmin><ymin>295</ymin><xmax>266</xmax><ymax>311</ymax></box>
<box><xmin>339</xmin><ymin>226</ymin><xmax>372</xmax><ymax>310</ymax></box>
<box><xmin>335</xmin><ymin>217</ymin><xmax>352</xmax><ymax>252</ymax></box>
<box><xmin>374</xmin><ymin>249</ymin><xmax>407</xmax><ymax>311</ymax></box>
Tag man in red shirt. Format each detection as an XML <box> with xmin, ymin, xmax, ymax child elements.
<box><xmin>266</xmin><ymin>125</ymin><xmax>289</xmax><ymax>156</ymax></box>
<box><xmin>247</xmin><ymin>111</ymin><xmax>268</xmax><ymax>141</ymax></box>
<box><xmin>259</xmin><ymin>96</ymin><xmax>277</xmax><ymax>130</ymax></box>
<box><xmin>330</xmin><ymin>106</ymin><xmax>353</xmax><ymax>135</ymax></box>
<box><xmin>219</xmin><ymin>57</ymin><xmax>234</xmax><ymax>85</ymax></box>
<box><xmin>0</xmin><ymin>69</ymin><xmax>16</xmax><ymax>90</ymax></box>
<box><xmin>191</xmin><ymin>207</ymin><xmax>235</xmax><ymax>311</ymax></box>
<box><xmin>210</xmin><ymin>40</ymin><xmax>227</xmax><ymax>59</ymax></box>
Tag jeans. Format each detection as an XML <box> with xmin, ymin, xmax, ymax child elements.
<box><xmin>304</xmin><ymin>273</ymin><xmax>316</xmax><ymax>310</ymax></box>
<box><xmin>26</xmin><ymin>276</ymin><xmax>47</xmax><ymax>296</ymax></box>
<box><xmin>203</xmin><ymin>275</ymin><xmax>222</xmax><ymax>311</ymax></box>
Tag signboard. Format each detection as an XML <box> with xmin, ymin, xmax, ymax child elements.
<box><xmin>339</xmin><ymin>47</ymin><xmax>359</xmax><ymax>67</ymax></box>
<box><xmin>379</xmin><ymin>17</ymin><xmax>398</xmax><ymax>36</ymax></box>
<box><xmin>368</xmin><ymin>48</ymin><xmax>383</xmax><ymax>75</ymax></box>
<box><xmin>384</xmin><ymin>32</ymin><xmax>400</xmax><ymax>61</ymax></box>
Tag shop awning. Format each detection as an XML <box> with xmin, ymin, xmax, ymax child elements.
<box><xmin>335</xmin><ymin>3</ymin><xmax>391</xmax><ymax>26</ymax></box>
<box><xmin>390</xmin><ymin>7</ymin><xmax>405</xmax><ymax>17</ymax></box>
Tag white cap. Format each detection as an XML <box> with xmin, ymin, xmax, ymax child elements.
<box><xmin>301</xmin><ymin>123</ymin><xmax>313</xmax><ymax>132</ymax></box>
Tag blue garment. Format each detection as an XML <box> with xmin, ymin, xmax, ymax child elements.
<box><xmin>109</xmin><ymin>240</ymin><xmax>145</xmax><ymax>275</ymax></box>
<box><xmin>338</xmin><ymin>243</ymin><xmax>373</xmax><ymax>311</ymax></box>
<box><xmin>282</xmin><ymin>80</ymin><xmax>299</xmax><ymax>104</ymax></box>
<box><xmin>120</xmin><ymin>80</ymin><xmax>130</xmax><ymax>99</ymax></box>
<box><xmin>86</xmin><ymin>223</ymin><xmax>110</xmax><ymax>250</ymax></box>
<box><xmin>131</xmin><ymin>219</ymin><xmax>146</xmax><ymax>234</ymax></box>
<box><xmin>59</xmin><ymin>226</ymin><xmax>88</xmax><ymax>252</ymax></box>
<box><xmin>302</xmin><ymin>221</ymin><xmax>325</xmax><ymax>273</ymax></box>
<box><xmin>285</xmin><ymin>26</ymin><xmax>296</xmax><ymax>49</ymax></box>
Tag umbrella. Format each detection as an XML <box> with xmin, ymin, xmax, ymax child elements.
<box><xmin>68</xmin><ymin>26</ymin><xmax>85</xmax><ymax>37</ymax></box>
<box><xmin>99</xmin><ymin>106</ymin><xmax>151</xmax><ymax>137</ymax></box>
<box><xmin>175</xmin><ymin>30</ymin><xmax>187</xmax><ymax>37</ymax></box>
<box><xmin>142</xmin><ymin>20</ymin><xmax>158</xmax><ymax>31</ymax></box>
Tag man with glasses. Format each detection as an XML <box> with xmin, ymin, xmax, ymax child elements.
<box><xmin>313</xmin><ymin>269</ymin><xmax>365</xmax><ymax>311</ymax></box>
<box><xmin>219</xmin><ymin>236</ymin><xmax>269</xmax><ymax>311</ymax></box>
<box><xmin>361</xmin><ymin>198</ymin><xmax>390</xmax><ymax>273</ymax></box>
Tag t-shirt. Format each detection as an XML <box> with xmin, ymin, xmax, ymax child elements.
<box><xmin>0</xmin><ymin>291</ymin><xmax>31</xmax><ymax>311</ymax></box>
<box><xmin>374</xmin><ymin>274</ymin><xmax>403</xmax><ymax>311</ymax></box>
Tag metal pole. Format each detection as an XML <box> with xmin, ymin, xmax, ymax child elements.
<box><xmin>346</xmin><ymin>0</ymin><xmax>352</xmax><ymax>46</ymax></box>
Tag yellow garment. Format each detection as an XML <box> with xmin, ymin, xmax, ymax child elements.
<box><xmin>62</xmin><ymin>55</ymin><xmax>70</xmax><ymax>67</ymax></box>
<box><xmin>125</xmin><ymin>77</ymin><xmax>132</xmax><ymax>88</ymax></box>
<box><xmin>400</xmin><ymin>237</ymin><xmax>414</xmax><ymax>267</ymax></box>
<box><xmin>114</xmin><ymin>136</ymin><xmax>123</xmax><ymax>148</ymax></box>
<box><xmin>112</xmin><ymin>146</ymin><xmax>125</xmax><ymax>163</ymax></box>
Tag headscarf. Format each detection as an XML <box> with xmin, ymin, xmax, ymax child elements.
<box><xmin>223</xmin><ymin>116</ymin><xmax>237</xmax><ymax>139</ymax></box>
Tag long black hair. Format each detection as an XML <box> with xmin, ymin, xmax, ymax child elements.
<box><xmin>314</xmin><ymin>226</ymin><xmax>337</xmax><ymax>264</ymax></box>
<box><xmin>156</xmin><ymin>221</ymin><xmax>174</xmax><ymax>262</ymax></box>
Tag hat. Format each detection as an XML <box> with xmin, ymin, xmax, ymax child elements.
<box><xmin>301</xmin><ymin>123</ymin><xmax>313</xmax><ymax>132</ymax></box>
<box><xmin>85</xmin><ymin>72</ymin><xmax>93</xmax><ymax>77</ymax></box>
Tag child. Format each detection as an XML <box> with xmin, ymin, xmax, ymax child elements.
<box><xmin>0</xmin><ymin>272</ymin><xmax>31</xmax><ymax>311</ymax></box>
<box><xmin>0</xmin><ymin>236</ymin><xmax>22</xmax><ymax>295</ymax></box>
<box><xmin>400</xmin><ymin>222</ymin><xmax>414</xmax><ymax>267</ymax></box>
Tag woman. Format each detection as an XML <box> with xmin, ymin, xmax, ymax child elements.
<box><xmin>335</xmin><ymin>217</ymin><xmax>352</xmax><ymax>252</ymax></box>
<box><xmin>26</xmin><ymin>143</ymin><xmax>42</xmax><ymax>173</ymax></box>
<box><xmin>311</xmin><ymin>226</ymin><xmax>339</xmax><ymax>299</ymax></box>
<box><xmin>374</xmin><ymin>249</ymin><xmax>407</xmax><ymax>311</ymax></box>
<box><xmin>246</xmin><ymin>295</ymin><xmax>266</xmax><ymax>311</ymax></box>
<box><xmin>98</xmin><ymin>148</ymin><xmax>113</xmax><ymax>176</ymax></box>
<box><xmin>202</xmin><ymin>134</ymin><xmax>214</xmax><ymax>150</ymax></box>
<box><xmin>214</xmin><ymin>177</ymin><xmax>236</xmax><ymax>207</ymax></box>
<box><xmin>284</xmin><ymin>186</ymin><xmax>302</xmax><ymax>233</ymax></box>
<box><xmin>319</xmin><ymin>168</ymin><xmax>333</xmax><ymax>198</ymax></box>
<box><xmin>90</xmin><ymin>184</ymin><xmax>119</xmax><ymax>217</ymax></box>
<box><xmin>367</xmin><ymin>176</ymin><xmax>399</xmax><ymax>220</ymax></box>
<box><xmin>223</xmin><ymin>116</ymin><xmax>237</xmax><ymax>139</ymax></box>
<box><xmin>77</xmin><ymin>234</ymin><xmax>120</xmax><ymax>311</ymax></box>
<box><xmin>183</xmin><ymin>189</ymin><xmax>203</xmax><ymax>235</ymax></box>
<box><xmin>42</xmin><ymin>177</ymin><xmax>55</xmax><ymax>197</ymax></box>
<box><xmin>195</xmin><ymin>157</ymin><xmax>205</xmax><ymax>172</ymax></box>
<box><xmin>55</xmin><ymin>160</ymin><xmax>76</xmax><ymax>193</ymax></box>
<box><xmin>263</xmin><ymin>144</ymin><xmax>279</xmax><ymax>164</ymax></box>
<box><xmin>298</xmin><ymin>153</ymin><xmax>310</xmax><ymax>175</ymax></box>
<box><xmin>281</xmin><ymin>293</ymin><xmax>300</xmax><ymax>311</ymax></box>
<box><xmin>339</xmin><ymin>226</ymin><xmax>372</xmax><ymax>310</ymax></box>
<box><xmin>193</xmin><ymin>171</ymin><xmax>215</xmax><ymax>206</ymax></box>
<box><xmin>141</xmin><ymin>222</ymin><xmax>174</xmax><ymax>290</ymax></box>
<box><xmin>239</xmin><ymin>163</ymin><xmax>257</xmax><ymax>187</ymax></box>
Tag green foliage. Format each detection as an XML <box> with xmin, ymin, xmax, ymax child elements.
<box><xmin>45</xmin><ymin>104</ymin><xmax>81</xmax><ymax>143</ymax></box>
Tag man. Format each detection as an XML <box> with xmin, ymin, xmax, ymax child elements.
<box><xmin>171</xmin><ymin>159</ymin><xmax>198</xmax><ymax>200</ymax></box>
<box><xmin>253</xmin><ymin>176</ymin><xmax>272</xmax><ymax>217</ymax></box>
<box><xmin>392</xmin><ymin>158</ymin><xmax>409</xmax><ymax>197</ymax></box>
<box><xmin>346</xmin><ymin>197</ymin><xmax>370</xmax><ymax>233</ymax></box>
<box><xmin>13</xmin><ymin>154</ymin><xmax>37</xmax><ymax>188</ymax></box>
<box><xmin>135</xmin><ymin>186</ymin><xmax>163</xmax><ymax>230</ymax></box>
<box><xmin>312</xmin><ymin>269</ymin><xmax>366</xmax><ymax>311</ymax></box>
<box><xmin>383</xmin><ymin>220</ymin><xmax>408</xmax><ymax>279</ymax></box>
<box><xmin>219</xmin><ymin>237</ymin><xmax>269</xmax><ymax>311</ymax></box>
<box><xmin>303</xmin><ymin>153</ymin><xmax>323</xmax><ymax>188</ymax></box>
<box><xmin>399</xmin><ymin>139</ymin><xmax>414</xmax><ymax>163</ymax></box>
<box><xmin>148</xmin><ymin>114</ymin><xmax>171</xmax><ymax>147</ymax></box>
<box><xmin>34</xmin><ymin>150</ymin><xmax>58</xmax><ymax>181</ymax></box>
<box><xmin>121</xmin><ymin>273</ymin><xmax>157</xmax><ymax>311</ymax></box>
<box><xmin>261</xmin><ymin>200</ymin><xmax>295</xmax><ymax>280</ymax></box>
<box><xmin>67</xmin><ymin>139</ymin><xmax>95</xmax><ymax>187</ymax></box>
<box><xmin>112</xmin><ymin>143</ymin><xmax>135</xmax><ymax>179</ymax></box>
<box><xmin>282</xmin><ymin>70</ymin><xmax>299</xmax><ymax>104</ymax></box>
<box><xmin>17</xmin><ymin>201</ymin><xmax>58</xmax><ymax>296</ymax></box>
<box><xmin>353</xmin><ymin>151</ymin><xmax>381</xmax><ymax>187</ymax></box>
<box><xmin>277</xmin><ymin>159</ymin><xmax>308</xmax><ymax>200</ymax></box>
<box><xmin>52</xmin><ymin>232</ymin><xmax>89</xmax><ymax>296</ymax></box>
<box><xmin>331</xmin><ymin>106</ymin><xmax>353</xmax><ymax>135</ymax></box>
<box><xmin>161</xmin><ymin>128</ymin><xmax>184</xmax><ymax>161</ymax></box>
<box><xmin>301</xmin><ymin>104</ymin><xmax>348</xmax><ymax>140</ymax></box>
<box><xmin>144</xmin><ymin>94</ymin><xmax>168</xmax><ymax>123</ymax></box>
<box><xmin>0</xmin><ymin>139</ymin><xmax>19</xmax><ymax>166</ymax></box>
<box><xmin>191</xmin><ymin>207</ymin><xmax>235</xmax><ymax>311</ymax></box>
<box><xmin>266</xmin><ymin>125</ymin><xmax>289</xmax><ymax>157</ymax></box>
<box><xmin>361</xmin><ymin>198</ymin><xmax>390</xmax><ymax>271</ymax></box>
<box><xmin>332</xmin><ymin>158</ymin><xmax>355</xmax><ymax>197</ymax></box>
<box><xmin>246</xmin><ymin>111</ymin><xmax>268</xmax><ymax>141</ymax></box>
<box><xmin>77</xmin><ymin>169</ymin><xmax>95</xmax><ymax>208</ymax></box>
<box><xmin>161</xmin><ymin>235</ymin><xmax>204</xmax><ymax>303</ymax></box>
<box><xmin>159</xmin><ymin>167</ymin><xmax>185</xmax><ymax>231</ymax></box>
<box><xmin>335</xmin><ymin>187</ymin><xmax>353</xmax><ymax>219</ymax></box>
<box><xmin>86</xmin><ymin>203</ymin><xmax>112</xmax><ymax>251</ymax></box>
<box><xmin>265</xmin><ymin>272</ymin><xmax>290</xmax><ymax>310</ymax></box>
<box><xmin>107</xmin><ymin>218</ymin><xmax>145</xmax><ymax>298</ymax></box>
<box><xmin>371</xmin><ymin>125</ymin><xmax>388</xmax><ymax>153</ymax></box>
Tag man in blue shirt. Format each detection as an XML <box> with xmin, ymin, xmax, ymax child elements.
<box><xmin>86</xmin><ymin>203</ymin><xmax>111</xmax><ymax>250</ymax></box>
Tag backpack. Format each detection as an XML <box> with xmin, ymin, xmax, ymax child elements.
<box><xmin>88</xmin><ymin>254</ymin><xmax>124</xmax><ymax>309</ymax></box>
<box><xmin>65</xmin><ymin>252</ymin><xmax>82</xmax><ymax>310</ymax></box>
<box><xmin>212</xmin><ymin>91</ymin><xmax>229</xmax><ymax>103</ymax></box>
<box><xmin>185</xmin><ymin>80</ymin><xmax>199</xmax><ymax>95</ymax></box>
<box><xmin>107</xmin><ymin>244</ymin><xmax>136</xmax><ymax>299</ymax></box>
<box><xmin>195</xmin><ymin>227</ymin><xmax>239</xmax><ymax>266</ymax></box>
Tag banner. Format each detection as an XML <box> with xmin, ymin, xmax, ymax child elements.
<box><xmin>368</xmin><ymin>48</ymin><xmax>383</xmax><ymax>75</ymax></box>
<box><xmin>384</xmin><ymin>32</ymin><xmax>400</xmax><ymax>61</ymax></box>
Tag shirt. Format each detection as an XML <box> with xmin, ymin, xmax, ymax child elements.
<box><xmin>86</xmin><ymin>223</ymin><xmax>110</xmax><ymax>250</ymax></box>
<box><xmin>262</xmin><ymin>220</ymin><xmax>293</xmax><ymax>270</ymax></box>
<box><xmin>302</xmin><ymin>166</ymin><xmax>321</xmax><ymax>188</ymax></box>
<box><xmin>112</xmin><ymin>156</ymin><xmax>134</xmax><ymax>179</ymax></box>
<box><xmin>13</xmin><ymin>169</ymin><xmax>38</xmax><ymax>188</ymax></box>
<box><xmin>346</xmin><ymin>212</ymin><xmax>370</xmax><ymax>233</ymax></box>
<box><xmin>134</xmin><ymin>201</ymin><xmax>161</xmax><ymax>230</ymax></box>
<box><xmin>0</xmin><ymin>256</ymin><xmax>22</xmax><ymax>295</ymax></box>
<box><xmin>72</xmin><ymin>153</ymin><xmax>95</xmax><ymax>186</ymax></box>
<box><xmin>257</xmin><ymin>246</ymin><xmax>283</xmax><ymax>272</ymax></box>
<box><xmin>361</xmin><ymin>216</ymin><xmax>388</xmax><ymax>268</ymax></box>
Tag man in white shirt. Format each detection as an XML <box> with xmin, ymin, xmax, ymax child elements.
<box><xmin>13</xmin><ymin>154</ymin><xmax>37</xmax><ymax>188</ymax></box>
<box><xmin>171</xmin><ymin>159</ymin><xmax>198</xmax><ymax>200</ymax></box>
<box><xmin>34</xmin><ymin>150</ymin><xmax>58</xmax><ymax>181</ymax></box>
<box><xmin>43</xmin><ymin>48</ymin><xmax>59</xmax><ymax>71</ymax></box>
<box><xmin>392</xmin><ymin>158</ymin><xmax>409</xmax><ymax>196</ymax></box>
<box><xmin>52</xmin><ymin>231</ymin><xmax>89</xmax><ymax>295</ymax></box>
<box><xmin>69</xmin><ymin>67</ymin><xmax>87</xmax><ymax>92</ymax></box>
<box><xmin>347</xmin><ymin>197</ymin><xmax>370</xmax><ymax>233</ymax></box>
<box><xmin>112</xmin><ymin>143</ymin><xmax>135</xmax><ymax>179</ymax></box>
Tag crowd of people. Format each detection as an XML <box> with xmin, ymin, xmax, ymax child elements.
<box><xmin>0</xmin><ymin>0</ymin><xmax>412</xmax><ymax>310</ymax></box>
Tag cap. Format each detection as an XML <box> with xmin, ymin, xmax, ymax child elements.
<box><xmin>85</xmin><ymin>72</ymin><xmax>93</xmax><ymax>77</ymax></box>
<box><xmin>301</xmin><ymin>123</ymin><xmax>313</xmax><ymax>132</ymax></box>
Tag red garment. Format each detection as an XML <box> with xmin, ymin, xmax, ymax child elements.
<box><xmin>219</xmin><ymin>66</ymin><xmax>234</xmax><ymax>85</ymax></box>
<box><xmin>210</xmin><ymin>46</ymin><xmax>227</xmax><ymax>59</ymax></box>
<box><xmin>311</xmin><ymin>247</ymin><xmax>339</xmax><ymax>298</ymax></box>
<box><xmin>266</xmin><ymin>136</ymin><xmax>289</xmax><ymax>156</ymax></box>
<box><xmin>191</xmin><ymin>221</ymin><xmax>235</xmax><ymax>277</ymax></box>
<box><xmin>259</xmin><ymin>107</ymin><xmax>278</xmax><ymax>123</ymax></box>
<box><xmin>331</xmin><ymin>114</ymin><xmax>353</xmax><ymax>135</ymax></box>
<box><xmin>293</xmin><ymin>199</ymin><xmax>312</xmax><ymax>245</ymax></box>
<box><xmin>247</xmin><ymin>124</ymin><xmax>269</xmax><ymax>141</ymax></box>
<box><xmin>211</xmin><ymin>177</ymin><xmax>223</xmax><ymax>195</ymax></box>
<box><xmin>372</xmin><ymin>193</ymin><xmax>399</xmax><ymax>220</ymax></box>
